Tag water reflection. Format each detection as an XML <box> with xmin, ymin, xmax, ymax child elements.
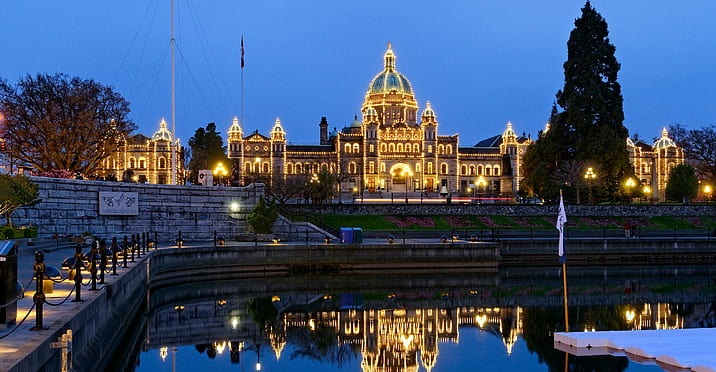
<box><xmin>135</xmin><ymin>267</ymin><xmax>716</xmax><ymax>371</ymax></box>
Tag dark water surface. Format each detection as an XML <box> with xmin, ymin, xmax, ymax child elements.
<box><xmin>126</xmin><ymin>265</ymin><xmax>716</xmax><ymax>371</ymax></box>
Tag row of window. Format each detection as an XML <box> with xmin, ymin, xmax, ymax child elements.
<box><xmin>342</xmin><ymin>143</ymin><xmax>455</xmax><ymax>154</ymax></box>
<box><xmin>274</xmin><ymin>161</ymin><xmax>501</xmax><ymax>176</ymax></box>
<box><xmin>110</xmin><ymin>157</ymin><xmax>168</xmax><ymax>170</ymax></box>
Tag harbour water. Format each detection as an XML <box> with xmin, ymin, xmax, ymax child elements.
<box><xmin>122</xmin><ymin>265</ymin><xmax>716</xmax><ymax>371</ymax></box>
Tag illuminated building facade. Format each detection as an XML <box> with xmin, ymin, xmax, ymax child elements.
<box><xmin>627</xmin><ymin>127</ymin><xmax>685</xmax><ymax>202</ymax></box>
<box><xmin>227</xmin><ymin>44</ymin><xmax>532</xmax><ymax>198</ymax></box>
<box><xmin>99</xmin><ymin>118</ymin><xmax>184</xmax><ymax>184</ymax></box>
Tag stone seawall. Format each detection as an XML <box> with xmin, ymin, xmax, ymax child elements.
<box><xmin>13</xmin><ymin>177</ymin><xmax>262</xmax><ymax>242</ymax></box>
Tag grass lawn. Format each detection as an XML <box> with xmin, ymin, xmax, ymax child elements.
<box><xmin>314</xmin><ymin>214</ymin><xmax>716</xmax><ymax>231</ymax></box>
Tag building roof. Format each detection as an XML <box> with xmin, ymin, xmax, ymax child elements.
<box><xmin>368</xmin><ymin>43</ymin><xmax>413</xmax><ymax>95</ymax></box>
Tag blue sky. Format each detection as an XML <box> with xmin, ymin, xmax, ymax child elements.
<box><xmin>3</xmin><ymin>1</ymin><xmax>715</xmax><ymax>147</ymax></box>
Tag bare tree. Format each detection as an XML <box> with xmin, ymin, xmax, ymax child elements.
<box><xmin>0</xmin><ymin>73</ymin><xmax>135</xmax><ymax>176</ymax></box>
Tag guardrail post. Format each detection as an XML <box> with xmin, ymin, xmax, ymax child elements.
<box><xmin>30</xmin><ymin>251</ymin><xmax>47</xmax><ymax>330</ymax></box>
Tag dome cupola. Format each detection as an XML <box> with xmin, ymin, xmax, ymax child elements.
<box><xmin>151</xmin><ymin>118</ymin><xmax>173</xmax><ymax>142</ymax></box>
<box><xmin>367</xmin><ymin>43</ymin><xmax>413</xmax><ymax>95</ymax></box>
<box><xmin>653</xmin><ymin>127</ymin><xmax>676</xmax><ymax>149</ymax></box>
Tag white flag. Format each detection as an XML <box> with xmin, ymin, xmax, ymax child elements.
<box><xmin>556</xmin><ymin>193</ymin><xmax>567</xmax><ymax>259</ymax></box>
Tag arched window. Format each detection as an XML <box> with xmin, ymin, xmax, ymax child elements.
<box><xmin>157</xmin><ymin>157</ymin><xmax>166</xmax><ymax>169</ymax></box>
<box><xmin>380</xmin><ymin>143</ymin><xmax>387</xmax><ymax>152</ymax></box>
<box><xmin>369</xmin><ymin>144</ymin><xmax>374</xmax><ymax>152</ymax></box>
<box><xmin>405</xmin><ymin>144</ymin><xmax>412</xmax><ymax>152</ymax></box>
<box><xmin>494</xmin><ymin>166</ymin><xmax>500</xmax><ymax>176</ymax></box>
<box><xmin>397</xmin><ymin>143</ymin><xmax>403</xmax><ymax>152</ymax></box>
<box><xmin>486</xmin><ymin>166</ymin><xmax>492</xmax><ymax>175</ymax></box>
<box><xmin>139</xmin><ymin>158</ymin><xmax>146</xmax><ymax>169</ymax></box>
<box><xmin>415</xmin><ymin>163</ymin><xmax>421</xmax><ymax>173</ymax></box>
<box><xmin>477</xmin><ymin>165</ymin><xmax>483</xmax><ymax>175</ymax></box>
<box><xmin>380</xmin><ymin>163</ymin><xmax>386</xmax><ymax>173</ymax></box>
<box><xmin>469</xmin><ymin>165</ymin><xmax>475</xmax><ymax>175</ymax></box>
<box><xmin>287</xmin><ymin>163</ymin><xmax>293</xmax><ymax>174</ymax></box>
<box><xmin>322</xmin><ymin>163</ymin><xmax>328</xmax><ymax>172</ymax></box>
<box><xmin>427</xmin><ymin>162</ymin><xmax>433</xmax><ymax>174</ymax></box>
<box><xmin>344</xmin><ymin>143</ymin><xmax>351</xmax><ymax>153</ymax></box>
<box><xmin>441</xmin><ymin>163</ymin><xmax>448</xmax><ymax>174</ymax></box>
<box><xmin>389</xmin><ymin>143</ymin><xmax>395</xmax><ymax>152</ymax></box>
<box><xmin>245</xmin><ymin>162</ymin><xmax>251</xmax><ymax>172</ymax></box>
<box><xmin>438</xmin><ymin>144</ymin><xmax>445</xmax><ymax>154</ymax></box>
<box><xmin>353</xmin><ymin>143</ymin><xmax>359</xmax><ymax>153</ymax></box>
<box><xmin>428</xmin><ymin>145</ymin><xmax>433</xmax><ymax>153</ymax></box>
<box><xmin>349</xmin><ymin>162</ymin><xmax>357</xmax><ymax>174</ymax></box>
<box><xmin>447</xmin><ymin>145</ymin><xmax>453</xmax><ymax>154</ymax></box>
<box><xmin>305</xmin><ymin>163</ymin><xmax>311</xmax><ymax>173</ymax></box>
<box><xmin>461</xmin><ymin>165</ymin><xmax>467</xmax><ymax>175</ymax></box>
<box><xmin>129</xmin><ymin>158</ymin><xmax>136</xmax><ymax>169</ymax></box>
<box><xmin>263</xmin><ymin>163</ymin><xmax>269</xmax><ymax>173</ymax></box>
<box><xmin>295</xmin><ymin>163</ymin><xmax>302</xmax><ymax>173</ymax></box>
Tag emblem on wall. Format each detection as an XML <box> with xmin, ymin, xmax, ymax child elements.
<box><xmin>99</xmin><ymin>191</ymin><xmax>139</xmax><ymax>216</ymax></box>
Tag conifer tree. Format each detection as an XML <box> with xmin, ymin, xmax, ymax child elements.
<box><xmin>524</xmin><ymin>1</ymin><xmax>630</xmax><ymax>200</ymax></box>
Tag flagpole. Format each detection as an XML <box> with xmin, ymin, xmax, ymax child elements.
<box><xmin>240</xmin><ymin>35</ymin><xmax>245</xmax><ymax>125</ymax></box>
<box><xmin>560</xmin><ymin>189</ymin><xmax>569</xmax><ymax>332</ymax></box>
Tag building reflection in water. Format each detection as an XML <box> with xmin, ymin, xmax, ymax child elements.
<box><xmin>148</xmin><ymin>295</ymin><xmax>693</xmax><ymax>371</ymax></box>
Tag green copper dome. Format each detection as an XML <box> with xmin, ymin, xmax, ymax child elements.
<box><xmin>367</xmin><ymin>43</ymin><xmax>413</xmax><ymax>95</ymax></box>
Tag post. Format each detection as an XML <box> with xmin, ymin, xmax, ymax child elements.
<box><xmin>154</xmin><ymin>231</ymin><xmax>159</xmax><ymax>250</ymax></box>
<box><xmin>72</xmin><ymin>244</ymin><xmax>83</xmax><ymax>302</ymax></box>
<box><xmin>30</xmin><ymin>251</ymin><xmax>47</xmax><ymax>330</ymax></box>
<box><xmin>89</xmin><ymin>241</ymin><xmax>98</xmax><ymax>291</ymax></box>
<box><xmin>562</xmin><ymin>262</ymin><xmax>569</xmax><ymax>332</ymax></box>
<box><xmin>99</xmin><ymin>238</ymin><xmax>107</xmax><ymax>284</ymax></box>
<box><xmin>134</xmin><ymin>233</ymin><xmax>141</xmax><ymax>258</ymax></box>
<box><xmin>111</xmin><ymin>237</ymin><xmax>118</xmax><ymax>275</ymax></box>
<box><xmin>122</xmin><ymin>236</ymin><xmax>128</xmax><ymax>268</ymax></box>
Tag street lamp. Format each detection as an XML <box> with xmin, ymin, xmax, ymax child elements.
<box><xmin>584</xmin><ymin>167</ymin><xmax>597</xmax><ymax>204</ymax></box>
<box><xmin>625</xmin><ymin>177</ymin><xmax>636</xmax><ymax>203</ymax></box>
<box><xmin>254</xmin><ymin>157</ymin><xmax>261</xmax><ymax>183</ymax></box>
<box><xmin>704</xmin><ymin>184</ymin><xmax>713</xmax><ymax>202</ymax></box>
<box><xmin>476</xmin><ymin>176</ymin><xmax>487</xmax><ymax>204</ymax></box>
<box><xmin>642</xmin><ymin>185</ymin><xmax>652</xmax><ymax>203</ymax></box>
<box><xmin>213</xmin><ymin>162</ymin><xmax>227</xmax><ymax>186</ymax></box>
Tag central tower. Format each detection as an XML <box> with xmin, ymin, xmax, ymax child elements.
<box><xmin>362</xmin><ymin>43</ymin><xmax>419</xmax><ymax>127</ymax></box>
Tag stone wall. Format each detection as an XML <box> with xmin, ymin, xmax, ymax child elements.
<box><xmin>13</xmin><ymin>177</ymin><xmax>262</xmax><ymax>242</ymax></box>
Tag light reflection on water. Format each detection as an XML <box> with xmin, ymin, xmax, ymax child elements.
<box><xmin>129</xmin><ymin>266</ymin><xmax>715</xmax><ymax>372</ymax></box>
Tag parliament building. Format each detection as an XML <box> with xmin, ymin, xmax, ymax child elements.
<box><xmin>227</xmin><ymin>44</ymin><xmax>532</xmax><ymax>199</ymax></box>
<box><xmin>101</xmin><ymin>44</ymin><xmax>683</xmax><ymax>202</ymax></box>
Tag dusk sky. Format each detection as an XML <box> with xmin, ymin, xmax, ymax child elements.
<box><xmin>3</xmin><ymin>1</ymin><xmax>715</xmax><ymax>147</ymax></box>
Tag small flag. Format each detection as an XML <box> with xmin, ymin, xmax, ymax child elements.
<box><xmin>556</xmin><ymin>191</ymin><xmax>567</xmax><ymax>262</ymax></box>
<box><xmin>240</xmin><ymin>36</ymin><xmax>245</xmax><ymax>69</ymax></box>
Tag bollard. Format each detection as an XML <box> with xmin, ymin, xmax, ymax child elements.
<box><xmin>30</xmin><ymin>251</ymin><xmax>47</xmax><ymax>330</ymax></box>
<box><xmin>111</xmin><ymin>237</ymin><xmax>118</xmax><ymax>275</ymax></box>
<box><xmin>72</xmin><ymin>244</ymin><xmax>83</xmax><ymax>302</ymax></box>
<box><xmin>122</xmin><ymin>236</ymin><xmax>129</xmax><ymax>267</ymax></box>
<box><xmin>99</xmin><ymin>238</ymin><xmax>107</xmax><ymax>284</ymax></box>
<box><xmin>89</xmin><ymin>240</ymin><xmax>98</xmax><ymax>291</ymax></box>
<box><xmin>141</xmin><ymin>232</ymin><xmax>146</xmax><ymax>253</ymax></box>
<box><xmin>134</xmin><ymin>233</ymin><xmax>141</xmax><ymax>258</ymax></box>
<box><xmin>130</xmin><ymin>235</ymin><xmax>135</xmax><ymax>262</ymax></box>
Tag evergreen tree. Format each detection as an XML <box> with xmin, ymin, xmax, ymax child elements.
<box><xmin>187</xmin><ymin>123</ymin><xmax>229</xmax><ymax>184</ymax></box>
<box><xmin>523</xmin><ymin>1</ymin><xmax>630</xmax><ymax>200</ymax></box>
<box><xmin>665</xmin><ymin>164</ymin><xmax>698</xmax><ymax>203</ymax></box>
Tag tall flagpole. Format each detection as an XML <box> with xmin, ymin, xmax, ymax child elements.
<box><xmin>170</xmin><ymin>0</ymin><xmax>177</xmax><ymax>184</ymax></box>
<box><xmin>240</xmin><ymin>35</ymin><xmax>245</xmax><ymax>124</ymax></box>
<box><xmin>557</xmin><ymin>189</ymin><xmax>569</xmax><ymax>332</ymax></box>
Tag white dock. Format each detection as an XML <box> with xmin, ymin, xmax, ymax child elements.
<box><xmin>554</xmin><ymin>328</ymin><xmax>716</xmax><ymax>372</ymax></box>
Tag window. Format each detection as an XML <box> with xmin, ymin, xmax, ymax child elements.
<box><xmin>345</xmin><ymin>144</ymin><xmax>351</xmax><ymax>153</ymax></box>
<box><xmin>438</xmin><ymin>144</ymin><xmax>444</xmax><ymax>154</ymax></box>
<box><xmin>389</xmin><ymin>143</ymin><xmax>395</xmax><ymax>152</ymax></box>
<box><xmin>406</xmin><ymin>144</ymin><xmax>411</xmax><ymax>152</ymax></box>
<box><xmin>287</xmin><ymin>163</ymin><xmax>293</xmax><ymax>174</ymax></box>
<box><xmin>486</xmin><ymin>166</ymin><xmax>492</xmax><ymax>176</ymax></box>
<box><xmin>494</xmin><ymin>166</ymin><xmax>500</xmax><ymax>176</ymax></box>
<box><xmin>415</xmin><ymin>163</ymin><xmax>421</xmax><ymax>173</ymax></box>
<box><xmin>369</xmin><ymin>161</ymin><xmax>375</xmax><ymax>173</ymax></box>
<box><xmin>295</xmin><ymin>163</ymin><xmax>302</xmax><ymax>173</ymax></box>
<box><xmin>380</xmin><ymin>163</ymin><xmax>386</xmax><ymax>173</ymax></box>
<box><xmin>369</xmin><ymin>144</ymin><xmax>374</xmax><ymax>152</ymax></box>
<box><xmin>447</xmin><ymin>145</ymin><xmax>453</xmax><ymax>154</ymax></box>
<box><xmin>477</xmin><ymin>165</ymin><xmax>483</xmax><ymax>175</ymax></box>
<box><xmin>158</xmin><ymin>157</ymin><xmax>166</xmax><ymax>169</ymax></box>
<box><xmin>129</xmin><ymin>158</ymin><xmax>136</xmax><ymax>169</ymax></box>
<box><xmin>381</xmin><ymin>143</ymin><xmax>387</xmax><ymax>152</ymax></box>
<box><xmin>427</xmin><ymin>162</ymin><xmax>433</xmax><ymax>174</ymax></box>
<box><xmin>441</xmin><ymin>163</ymin><xmax>448</xmax><ymax>174</ymax></box>
<box><xmin>428</xmin><ymin>145</ymin><xmax>433</xmax><ymax>154</ymax></box>
<box><xmin>349</xmin><ymin>162</ymin><xmax>357</xmax><ymax>174</ymax></box>
<box><xmin>353</xmin><ymin>143</ymin><xmax>359</xmax><ymax>153</ymax></box>
<box><xmin>461</xmin><ymin>165</ymin><xmax>467</xmax><ymax>175</ymax></box>
<box><xmin>245</xmin><ymin>162</ymin><xmax>251</xmax><ymax>172</ymax></box>
<box><xmin>469</xmin><ymin>165</ymin><xmax>475</xmax><ymax>175</ymax></box>
<box><xmin>263</xmin><ymin>163</ymin><xmax>269</xmax><ymax>173</ymax></box>
<box><xmin>397</xmin><ymin>143</ymin><xmax>403</xmax><ymax>152</ymax></box>
<box><xmin>139</xmin><ymin>158</ymin><xmax>146</xmax><ymax>169</ymax></box>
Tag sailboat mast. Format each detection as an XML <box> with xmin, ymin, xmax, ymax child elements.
<box><xmin>170</xmin><ymin>0</ymin><xmax>177</xmax><ymax>184</ymax></box>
